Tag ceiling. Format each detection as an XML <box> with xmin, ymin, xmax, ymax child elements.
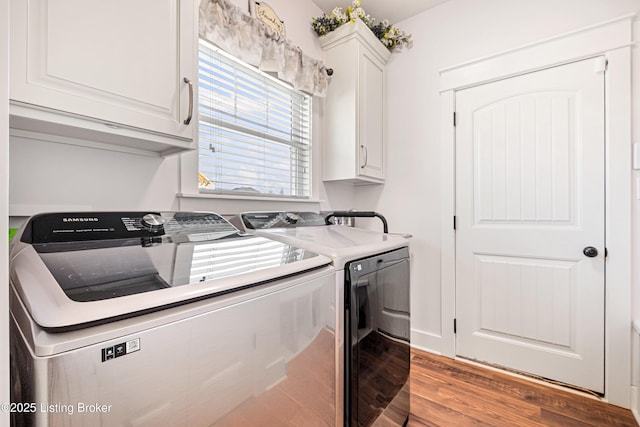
<box><xmin>310</xmin><ymin>0</ymin><xmax>450</xmax><ymax>24</ymax></box>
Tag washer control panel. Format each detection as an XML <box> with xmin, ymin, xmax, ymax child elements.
<box><xmin>24</xmin><ymin>211</ymin><xmax>237</xmax><ymax>243</ymax></box>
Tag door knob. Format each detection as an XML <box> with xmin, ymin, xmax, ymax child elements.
<box><xmin>583</xmin><ymin>246</ymin><xmax>598</xmax><ymax>257</ymax></box>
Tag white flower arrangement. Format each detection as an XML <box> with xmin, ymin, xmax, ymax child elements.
<box><xmin>311</xmin><ymin>0</ymin><xmax>412</xmax><ymax>52</ymax></box>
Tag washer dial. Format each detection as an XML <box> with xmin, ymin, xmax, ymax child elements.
<box><xmin>141</xmin><ymin>213</ymin><xmax>165</xmax><ymax>232</ymax></box>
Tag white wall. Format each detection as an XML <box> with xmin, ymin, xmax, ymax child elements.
<box><xmin>9</xmin><ymin>0</ymin><xmax>356</xmax><ymax>225</ymax></box>
<box><xmin>632</xmin><ymin>16</ymin><xmax>640</xmax><ymax>338</ymax></box>
<box><xmin>631</xmin><ymin>13</ymin><xmax>640</xmax><ymax>421</ymax></box>
<box><xmin>1</xmin><ymin>0</ymin><xmax>9</xmax><ymax>422</ymax></box>
<box><xmin>354</xmin><ymin>0</ymin><xmax>640</xmax><ymax>356</ymax></box>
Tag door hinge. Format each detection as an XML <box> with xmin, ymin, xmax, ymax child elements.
<box><xmin>453</xmin><ymin>215</ymin><xmax>456</xmax><ymax>230</ymax></box>
<box><xmin>453</xmin><ymin>318</ymin><xmax>457</xmax><ymax>334</ymax></box>
<box><xmin>453</xmin><ymin>112</ymin><xmax>457</xmax><ymax>127</ymax></box>
<box><xmin>605</xmin><ymin>247</ymin><xmax>608</xmax><ymax>258</ymax></box>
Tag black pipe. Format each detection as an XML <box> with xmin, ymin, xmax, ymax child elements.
<box><xmin>324</xmin><ymin>211</ymin><xmax>388</xmax><ymax>234</ymax></box>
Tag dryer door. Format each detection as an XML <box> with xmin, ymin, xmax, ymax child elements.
<box><xmin>346</xmin><ymin>247</ymin><xmax>410</xmax><ymax>426</ymax></box>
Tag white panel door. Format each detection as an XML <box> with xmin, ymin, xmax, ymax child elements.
<box><xmin>455</xmin><ymin>57</ymin><xmax>605</xmax><ymax>392</ymax></box>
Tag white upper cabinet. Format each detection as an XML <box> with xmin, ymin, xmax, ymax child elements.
<box><xmin>10</xmin><ymin>0</ymin><xmax>197</xmax><ymax>156</ymax></box>
<box><xmin>320</xmin><ymin>19</ymin><xmax>390</xmax><ymax>183</ymax></box>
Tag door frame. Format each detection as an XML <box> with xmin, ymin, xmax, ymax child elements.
<box><xmin>439</xmin><ymin>14</ymin><xmax>635</xmax><ymax>407</ymax></box>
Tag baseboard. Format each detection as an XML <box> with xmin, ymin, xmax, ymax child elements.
<box><xmin>410</xmin><ymin>328</ymin><xmax>443</xmax><ymax>354</ymax></box>
<box><xmin>632</xmin><ymin>321</ymin><xmax>640</xmax><ymax>417</ymax></box>
<box><xmin>632</xmin><ymin>386</ymin><xmax>640</xmax><ymax>424</ymax></box>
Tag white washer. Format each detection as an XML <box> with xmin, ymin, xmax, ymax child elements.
<box><xmin>232</xmin><ymin>211</ymin><xmax>411</xmax><ymax>427</ymax></box>
<box><xmin>10</xmin><ymin>211</ymin><xmax>337</xmax><ymax>426</ymax></box>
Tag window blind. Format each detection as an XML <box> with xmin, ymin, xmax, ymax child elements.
<box><xmin>198</xmin><ymin>39</ymin><xmax>312</xmax><ymax>198</ymax></box>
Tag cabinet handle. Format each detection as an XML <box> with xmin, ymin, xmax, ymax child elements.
<box><xmin>360</xmin><ymin>145</ymin><xmax>368</xmax><ymax>168</ymax></box>
<box><xmin>183</xmin><ymin>77</ymin><xmax>193</xmax><ymax>125</ymax></box>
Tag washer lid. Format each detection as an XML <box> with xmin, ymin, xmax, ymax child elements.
<box><xmin>10</xmin><ymin>212</ymin><xmax>331</xmax><ymax>330</ymax></box>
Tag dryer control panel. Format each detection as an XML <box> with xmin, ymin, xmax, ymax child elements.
<box><xmin>239</xmin><ymin>211</ymin><xmax>326</xmax><ymax>230</ymax></box>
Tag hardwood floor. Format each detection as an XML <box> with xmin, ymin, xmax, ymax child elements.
<box><xmin>408</xmin><ymin>349</ymin><xmax>638</xmax><ymax>427</ymax></box>
<box><xmin>196</xmin><ymin>337</ymin><xmax>637</xmax><ymax>426</ymax></box>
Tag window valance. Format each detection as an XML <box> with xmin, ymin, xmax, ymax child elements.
<box><xmin>199</xmin><ymin>0</ymin><xmax>331</xmax><ymax>97</ymax></box>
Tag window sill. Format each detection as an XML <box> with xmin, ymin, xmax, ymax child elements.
<box><xmin>177</xmin><ymin>192</ymin><xmax>324</xmax><ymax>204</ymax></box>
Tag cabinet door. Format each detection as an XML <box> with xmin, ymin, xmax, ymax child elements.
<box><xmin>358</xmin><ymin>50</ymin><xmax>385</xmax><ymax>180</ymax></box>
<box><xmin>10</xmin><ymin>0</ymin><xmax>195</xmax><ymax>141</ymax></box>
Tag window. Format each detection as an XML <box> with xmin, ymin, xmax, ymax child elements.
<box><xmin>198</xmin><ymin>39</ymin><xmax>312</xmax><ymax>198</ymax></box>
